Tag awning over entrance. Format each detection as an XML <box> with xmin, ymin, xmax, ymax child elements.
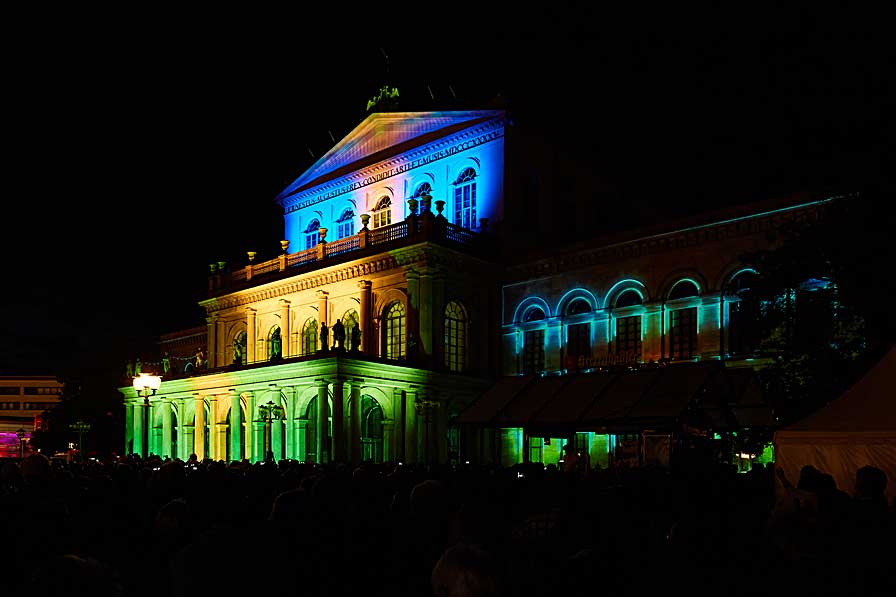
<box><xmin>457</xmin><ymin>361</ymin><xmax>775</xmax><ymax>434</ymax></box>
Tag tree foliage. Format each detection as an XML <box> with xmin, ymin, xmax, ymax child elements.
<box><xmin>738</xmin><ymin>191</ymin><xmax>895</xmax><ymax>424</ymax></box>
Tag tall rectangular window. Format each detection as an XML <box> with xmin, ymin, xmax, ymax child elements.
<box><xmin>669</xmin><ymin>307</ymin><xmax>697</xmax><ymax>359</ymax></box>
<box><xmin>522</xmin><ymin>329</ymin><xmax>545</xmax><ymax>374</ymax></box>
<box><xmin>615</xmin><ymin>315</ymin><xmax>642</xmax><ymax>355</ymax></box>
<box><xmin>567</xmin><ymin>323</ymin><xmax>591</xmax><ymax>362</ymax></box>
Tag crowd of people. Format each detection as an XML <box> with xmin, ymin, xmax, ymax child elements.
<box><xmin>0</xmin><ymin>452</ymin><xmax>892</xmax><ymax>596</ymax></box>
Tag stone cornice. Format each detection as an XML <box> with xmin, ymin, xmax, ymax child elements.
<box><xmin>506</xmin><ymin>198</ymin><xmax>831</xmax><ymax>281</ymax></box>
<box><xmin>202</xmin><ymin>243</ymin><xmax>494</xmax><ymax>314</ymax></box>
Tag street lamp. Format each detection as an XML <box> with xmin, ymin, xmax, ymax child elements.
<box><xmin>258</xmin><ymin>400</ymin><xmax>284</xmax><ymax>462</ymax></box>
<box><xmin>69</xmin><ymin>420</ymin><xmax>91</xmax><ymax>462</ymax></box>
<box><xmin>15</xmin><ymin>427</ymin><xmax>27</xmax><ymax>460</ymax></box>
<box><xmin>133</xmin><ymin>373</ymin><xmax>162</xmax><ymax>458</ymax></box>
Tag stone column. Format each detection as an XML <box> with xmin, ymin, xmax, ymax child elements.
<box><xmin>134</xmin><ymin>401</ymin><xmax>145</xmax><ymax>457</ymax></box>
<box><xmin>406</xmin><ymin>270</ymin><xmax>420</xmax><ymax>361</ymax></box>
<box><xmin>183</xmin><ymin>425</ymin><xmax>194</xmax><ymax>458</ymax></box>
<box><xmin>316</xmin><ymin>381</ymin><xmax>329</xmax><ymax>463</ymax></box>
<box><xmin>148</xmin><ymin>400</ymin><xmax>156</xmax><ymax>455</ymax></box>
<box><xmin>404</xmin><ymin>387</ymin><xmax>417</xmax><ymax>464</ymax></box>
<box><xmin>642</xmin><ymin>303</ymin><xmax>663</xmax><ymax>362</ymax></box>
<box><xmin>176</xmin><ymin>398</ymin><xmax>186</xmax><ymax>460</ymax></box>
<box><xmin>317</xmin><ymin>290</ymin><xmax>329</xmax><ymax>348</ymax></box>
<box><xmin>216</xmin><ymin>318</ymin><xmax>225</xmax><ymax>368</ymax></box>
<box><xmin>436</xmin><ymin>398</ymin><xmax>448</xmax><ymax>464</ymax></box>
<box><xmin>279</xmin><ymin>299</ymin><xmax>291</xmax><ymax>358</ymax></box>
<box><xmin>194</xmin><ymin>395</ymin><xmax>205</xmax><ymax>460</ymax></box>
<box><xmin>349</xmin><ymin>381</ymin><xmax>361</xmax><ymax>465</ymax></box>
<box><xmin>592</xmin><ymin>310</ymin><xmax>611</xmax><ymax>363</ymax></box>
<box><xmin>544</xmin><ymin>316</ymin><xmax>562</xmax><ymax>373</ymax></box>
<box><xmin>125</xmin><ymin>402</ymin><xmax>134</xmax><ymax>455</ymax></box>
<box><xmin>229</xmin><ymin>390</ymin><xmax>242</xmax><ymax>462</ymax></box>
<box><xmin>699</xmin><ymin>292</ymin><xmax>722</xmax><ymax>359</ymax></box>
<box><xmin>246</xmin><ymin>307</ymin><xmax>257</xmax><ymax>364</ymax></box>
<box><xmin>246</xmin><ymin>391</ymin><xmax>257</xmax><ymax>461</ymax></box>
<box><xmin>206</xmin><ymin>315</ymin><xmax>218</xmax><ymax>369</ymax></box>
<box><xmin>271</xmin><ymin>386</ymin><xmax>284</xmax><ymax>460</ymax></box>
<box><xmin>382</xmin><ymin>420</ymin><xmax>393</xmax><ymax>462</ymax></box>
<box><xmin>331</xmin><ymin>379</ymin><xmax>345</xmax><ymax>463</ymax></box>
<box><xmin>162</xmin><ymin>400</ymin><xmax>172</xmax><ymax>459</ymax></box>
<box><xmin>207</xmin><ymin>396</ymin><xmax>218</xmax><ymax>460</ymax></box>
<box><xmin>431</xmin><ymin>271</ymin><xmax>446</xmax><ymax>368</ymax></box>
<box><xmin>284</xmin><ymin>387</ymin><xmax>296</xmax><ymax>460</ymax></box>
<box><xmin>358</xmin><ymin>280</ymin><xmax>372</xmax><ymax>354</ymax></box>
<box><xmin>296</xmin><ymin>420</ymin><xmax>308</xmax><ymax>461</ymax></box>
<box><xmin>419</xmin><ymin>268</ymin><xmax>434</xmax><ymax>360</ymax></box>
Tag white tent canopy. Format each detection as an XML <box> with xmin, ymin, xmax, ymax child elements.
<box><xmin>774</xmin><ymin>345</ymin><xmax>896</xmax><ymax>501</ymax></box>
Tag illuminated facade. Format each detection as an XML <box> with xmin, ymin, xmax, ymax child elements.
<box><xmin>119</xmin><ymin>105</ymin><xmax>822</xmax><ymax>468</ymax></box>
<box><xmin>0</xmin><ymin>375</ymin><xmax>62</xmax><ymax>457</ymax></box>
<box><xmin>120</xmin><ymin>111</ymin><xmax>506</xmax><ymax>464</ymax></box>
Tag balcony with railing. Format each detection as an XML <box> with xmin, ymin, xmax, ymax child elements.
<box><xmin>208</xmin><ymin>204</ymin><xmax>495</xmax><ymax>296</ymax></box>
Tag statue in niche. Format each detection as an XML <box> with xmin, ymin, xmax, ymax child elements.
<box><xmin>162</xmin><ymin>352</ymin><xmax>171</xmax><ymax>374</ymax></box>
<box><xmin>332</xmin><ymin>319</ymin><xmax>346</xmax><ymax>350</ymax></box>
<box><xmin>320</xmin><ymin>322</ymin><xmax>329</xmax><ymax>351</ymax></box>
<box><xmin>125</xmin><ymin>360</ymin><xmax>134</xmax><ymax>379</ymax></box>
<box><xmin>134</xmin><ymin>358</ymin><xmax>142</xmax><ymax>375</ymax></box>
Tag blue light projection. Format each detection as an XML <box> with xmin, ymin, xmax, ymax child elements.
<box><xmin>276</xmin><ymin>111</ymin><xmax>506</xmax><ymax>251</ymax></box>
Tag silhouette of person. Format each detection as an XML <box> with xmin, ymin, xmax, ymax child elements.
<box><xmin>320</xmin><ymin>322</ymin><xmax>329</xmax><ymax>351</ymax></box>
<box><xmin>332</xmin><ymin>319</ymin><xmax>345</xmax><ymax>350</ymax></box>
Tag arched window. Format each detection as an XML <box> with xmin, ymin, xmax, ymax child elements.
<box><xmin>453</xmin><ymin>167</ymin><xmax>477</xmax><ymax>229</ymax></box>
<box><xmin>304</xmin><ymin>219</ymin><xmax>321</xmax><ymax>249</ymax></box>
<box><xmin>301</xmin><ymin>318</ymin><xmax>318</xmax><ymax>355</ymax></box>
<box><xmin>361</xmin><ymin>395</ymin><xmax>384</xmax><ymax>463</ymax></box>
<box><xmin>614</xmin><ymin>290</ymin><xmax>643</xmax><ymax>357</ymax></box>
<box><xmin>565</xmin><ymin>299</ymin><xmax>591</xmax><ymax>367</ymax></box>
<box><xmin>268</xmin><ymin>326</ymin><xmax>282</xmax><ymax>361</ymax></box>
<box><xmin>384</xmin><ymin>302</ymin><xmax>405</xmax><ymax>360</ymax></box>
<box><xmin>336</xmin><ymin>208</ymin><xmax>355</xmax><ymax>239</ymax></box>
<box><xmin>522</xmin><ymin>307</ymin><xmax>545</xmax><ymax>374</ymax></box>
<box><xmin>668</xmin><ymin>280</ymin><xmax>699</xmax><ymax>359</ymax></box>
<box><xmin>412</xmin><ymin>182</ymin><xmax>432</xmax><ymax>199</ymax></box>
<box><xmin>444</xmin><ymin>301</ymin><xmax>467</xmax><ymax>372</ymax></box>
<box><xmin>726</xmin><ymin>270</ymin><xmax>759</xmax><ymax>357</ymax></box>
<box><xmin>341</xmin><ymin>309</ymin><xmax>360</xmax><ymax>351</ymax></box>
<box><xmin>372</xmin><ymin>196</ymin><xmax>391</xmax><ymax>228</ymax></box>
<box><xmin>232</xmin><ymin>331</ymin><xmax>247</xmax><ymax>365</ymax></box>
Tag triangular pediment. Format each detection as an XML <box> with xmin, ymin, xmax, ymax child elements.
<box><xmin>276</xmin><ymin>110</ymin><xmax>504</xmax><ymax>203</ymax></box>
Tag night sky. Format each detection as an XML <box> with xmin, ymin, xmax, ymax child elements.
<box><xmin>1</xmin><ymin>14</ymin><xmax>891</xmax><ymax>379</ymax></box>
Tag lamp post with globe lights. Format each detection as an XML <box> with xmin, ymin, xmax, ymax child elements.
<box><xmin>133</xmin><ymin>373</ymin><xmax>162</xmax><ymax>458</ymax></box>
<box><xmin>258</xmin><ymin>400</ymin><xmax>284</xmax><ymax>462</ymax></box>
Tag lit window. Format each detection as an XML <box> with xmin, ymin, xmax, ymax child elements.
<box><xmin>453</xmin><ymin>167</ymin><xmax>477</xmax><ymax>229</ymax></box>
<box><xmin>412</xmin><ymin>182</ymin><xmax>432</xmax><ymax>199</ymax></box>
<box><xmin>372</xmin><ymin>196</ymin><xmax>392</xmax><ymax>228</ymax></box>
<box><xmin>444</xmin><ymin>301</ymin><xmax>467</xmax><ymax>372</ymax></box>
<box><xmin>304</xmin><ymin>219</ymin><xmax>321</xmax><ymax>249</ymax></box>
<box><xmin>336</xmin><ymin>208</ymin><xmax>355</xmax><ymax>239</ymax></box>
<box><xmin>385</xmin><ymin>302</ymin><xmax>405</xmax><ymax>360</ymax></box>
<box><xmin>301</xmin><ymin>318</ymin><xmax>318</xmax><ymax>355</ymax></box>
